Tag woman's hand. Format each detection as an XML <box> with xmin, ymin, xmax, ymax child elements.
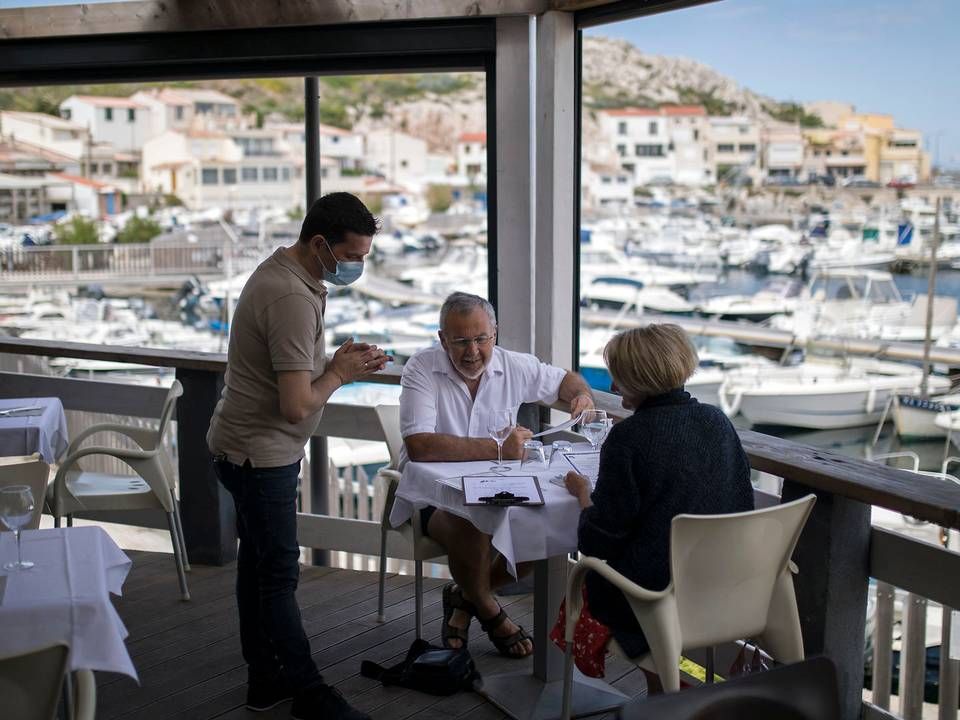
<box><xmin>564</xmin><ymin>471</ymin><xmax>593</xmax><ymax>508</ymax></box>
<box><xmin>327</xmin><ymin>338</ymin><xmax>391</xmax><ymax>385</ymax></box>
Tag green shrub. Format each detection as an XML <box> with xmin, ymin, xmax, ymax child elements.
<box><xmin>116</xmin><ymin>216</ymin><xmax>162</xmax><ymax>244</ymax></box>
<box><xmin>56</xmin><ymin>216</ymin><xmax>99</xmax><ymax>245</ymax></box>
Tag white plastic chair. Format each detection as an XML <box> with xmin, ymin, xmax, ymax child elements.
<box><xmin>47</xmin><ymin>381</ymin><xmax>190</xmax><ymax>601</ymax></box>
<box><xmin>0</xmin><ymin>454</ymin><xmax>50</xmax><ymax>530</ymax></box>
<box><xmin>373</xmin><ymin>404</ymin><xmax>445</xmax><ymax>637</ymax></box>
<box><xmin>561</xmin><ymin>494</ymin><xmax>816</xmax><ymax>718</ymax></box>
<box><xmin>0</xmin><ymin>643</ymin><xmax>96</xmax><ymax>720</ymax></box>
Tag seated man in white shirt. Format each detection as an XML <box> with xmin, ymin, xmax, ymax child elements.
<box><xmin>399</xmin><ymin>291</ymin><xmax>594</xmax><ymax>658</ymax></box>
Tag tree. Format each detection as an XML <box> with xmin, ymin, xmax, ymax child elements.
<box><xmin>426</xmin><ymin>184</ymin><xmax>453</xmax><ymax>213</ymax></box>
<box><xmin>56</xmin><ymin>216</ymin><xmax>99</xmax><ymax>245</ymax></box>
<box><xmin>116</xmin><ymin>216</ymin><xmax>162</xmax><ymax>244</ymax></box>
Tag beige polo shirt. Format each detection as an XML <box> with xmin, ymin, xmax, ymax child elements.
<box><xmin>207</xmin><ymin>247</ymin><xmax>328</xmax><ymax>467</ymax></box>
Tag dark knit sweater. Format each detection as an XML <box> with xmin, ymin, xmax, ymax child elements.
<box><xmin>579</xmin><ymin>387</ymin><xmax>753</xmax><ymax>658</ymax></box>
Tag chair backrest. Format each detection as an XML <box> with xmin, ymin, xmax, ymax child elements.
<box><xmin>0</xmin><ymin>643</ymin><xmax>69</xmax><ymax>720</ymax></box>
<box><xmin>374</xmin><ymin>404</ymin><xmax>403</xmax><ymax>471</ymax></box>
<box><xmin>669</xmin><ymin>494</ymin><xmax>816</xmax><ymax>649</ymax></box>
<box><xmin>156</xmin><ymin>379</ymin><xmax>183</xmax><ymax>448</ymax></box>
<box><xmin>0</xmin><ymin>454</ymin><xmax>49</xmax><ymax>530</ymax></box>
<box><xmin>618</xmin><ymin>656</ymin><xmax>840</xmax><ymax>720</ymax></box>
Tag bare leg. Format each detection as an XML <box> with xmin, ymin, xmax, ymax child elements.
<box><xmin>427</xmin><ymin>510</ymin><xmax>533</xmax><ymax>657</ymax></box>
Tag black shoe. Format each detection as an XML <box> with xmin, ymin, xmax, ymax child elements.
<box><xmin>246</xmin><ymin>676</ymin><xmax>294</xmax><ymax>712</ymax></box>
<box><xmin>291</xmin><ymin>683</ymin><xmax>370</xmax><ymax>720</ymax></box>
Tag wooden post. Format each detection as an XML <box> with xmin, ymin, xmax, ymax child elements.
<box><xmin>940</xmin><ymin>607</ymin><xmax>959</xmax><ymax>720</ymax></box>
<box><xmin>921</xmin><ymin>196</ymin><xmax>942</xmax><ymax>397</ymax></box>
<box><xmin>872</xmin><ymin>581</ymin><xmax>895</xmax><ymax>710</ymax></box>
<box><xmin>175</xmin><ymin>367</ymin><xmax>237</xmax><ymax>565</ymax></box>
<box><xmin>781</xmin><ymin>480</ymin><xmax>872</xmax><ymax>720</ymax></box>
<box><xmin>900</xmin><ymin>593</ymin><xmax>928</xmax><ymax>719</ymax></box>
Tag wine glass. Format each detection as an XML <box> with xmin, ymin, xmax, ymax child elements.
<box><xmin>579</xmin><ymin>409</ymin><xmax>608</xmax><ymax>451</ymax></box>
<box><xmin>487</xmin><ymin>409</ymin><xmax>514</xmax><ymax>473</ymax></box>
<box><xmin>1</xmin><ymin>485</ymin><xmax>36</xmax><ymax>571</ymax></box>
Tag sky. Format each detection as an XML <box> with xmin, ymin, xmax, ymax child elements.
<box><xmin>5</xmin><ymin>0</ymin><xmax>957</xmax><ymax>169</ymax></box>
<box><xmin>587</xmin><ymin>0</ymin><xmax>960</xmax><ymax>169</ymax></box>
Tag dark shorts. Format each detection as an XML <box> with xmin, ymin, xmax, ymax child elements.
<box><xmin>420</xmin><ymin>505</ymin><xmax>437</xmax><ymax>538</ymax></box>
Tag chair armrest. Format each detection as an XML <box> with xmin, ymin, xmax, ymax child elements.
<box><xmin>564</xmin><ymin>555</ymin><xmax>669</xmax><ymax>642</ymax></box>
<box><xmin>64</xmin><ymin>422</ymin><xmax>158</xmax><ymax>458</ymax></box>
<box><xmin>376</xmin><ymin>469</ymin><xmax>402</xmax><ymax>526</ymax></box>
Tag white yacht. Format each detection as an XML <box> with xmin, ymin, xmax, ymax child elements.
<box><xmin>718</xmin><ymin>357</ymin><xmax>950</xmax><ymax>429</ymax></box>
<box><xmin>696</xmin><ymin>278</ymin><xmax>802</xmax><ymax>322</ymax></box>
<box><xmin>580</xmin><ymin>277</ymin><xmax>694</xmax><ymax>314</ymax></box>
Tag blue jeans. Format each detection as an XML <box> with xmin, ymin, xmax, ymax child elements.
<box><xmin>215</xmin><ymin>458</ymin><xmax>321</xmax><ymax>690</ymax></box>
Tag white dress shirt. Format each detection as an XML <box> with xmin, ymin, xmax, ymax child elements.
<box><xmin>398</xmin><ymin>345</ymin><xmax>567</xmax><ymax>466</ymax></box>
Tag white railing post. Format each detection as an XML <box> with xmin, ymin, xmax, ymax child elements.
<box><xmin>71</xmin><ymin>245</ymin><xmax>80</xmax><ymax>278</ymax></box>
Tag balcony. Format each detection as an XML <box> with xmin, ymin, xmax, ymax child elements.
<box><xmin>1</xmin><ymin>336</ymin><xmax>959</xmax><ymax>719</ymax></box>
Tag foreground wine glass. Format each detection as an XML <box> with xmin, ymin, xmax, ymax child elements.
<box><xmin>1</xmin><ymin>485</ymin><xmax>35</xmax><ymax>571</ymax></box>
<box><xmin>579</xmin><ymin>409</ymin><xmax>609</xmax><ymax>451</ymax></box>
<box><xmin>487</xmin><ymin>409</ymin><xmax>514</xmax><ymax>473</ymax></box>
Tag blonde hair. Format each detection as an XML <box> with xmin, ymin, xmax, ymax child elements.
<box><xmin>603</xmin><ymin>324</ymin><xmax>699</xmax><ymax>401</ymax></box>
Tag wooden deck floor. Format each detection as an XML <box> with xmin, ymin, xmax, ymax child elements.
<box><xmin>98</xmin><ymin>551</ymin><xmax>646</xmax><ymax>719</ymax></box>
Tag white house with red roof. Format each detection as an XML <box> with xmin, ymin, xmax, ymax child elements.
<box><xmin>60</xmin><ymin>95</ymin><xmax>151</xmax><ymax>152</ymax></box>
<box><xmin>598</xmin><ymin>105</ymin><xmax>712</xmax><ymax>187</ymax></box>
<box><xmin>456</xmin><ymin>132</ymin><xmax>487</xmax><ymax>184</ymax></box>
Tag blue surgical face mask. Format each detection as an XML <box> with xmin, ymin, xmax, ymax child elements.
<box><xmin>317</xmin><ymin>239</ymin><xmax>363</xmax><ymax>286</ymax></box>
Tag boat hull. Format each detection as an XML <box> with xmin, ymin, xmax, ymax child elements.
<box><xmin>739</xmin><ymin>387</ymin><xmax>899</xmax><ymax>429</ymax></box>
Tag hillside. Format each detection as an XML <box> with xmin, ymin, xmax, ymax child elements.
<box><xmin>0</xmin><ymin>36</ymin><xmax>821</xmax><ymax>154</ymax></box>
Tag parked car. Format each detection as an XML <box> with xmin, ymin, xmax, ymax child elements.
<box><xmin>808</xmin><ymin>174</ymin><xmax>836</xmax><ymax>187</ymax></box>
<box><xmin>764</xmin><ymin>176</ymin><xmax>805</xmax><ymax>187</ymax></box>
<box><xmin>887</xmin><ymin>177</ymin><xmax>916</xmax><ymax>189</ymax></box>
<box><xmin>842</xmin><ymin>175</ymin><xmax>881</xmax><ymax>188</ymax></box>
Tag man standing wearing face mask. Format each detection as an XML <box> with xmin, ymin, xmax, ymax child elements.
<box><xmin>207</xmin><ymin>192</ymin><xmax>388</xmax><ymax>720</ymax></box>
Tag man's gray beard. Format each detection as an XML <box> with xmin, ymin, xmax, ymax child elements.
<box><xmin>457</xmin><ymin>361</ymin><xmax>485</xmax><ymax>380</ymax></box>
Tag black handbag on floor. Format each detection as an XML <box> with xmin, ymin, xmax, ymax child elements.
<box><xmin>360</xmin><ymin>639</ymin><xmax>481</xmax><ymax>696</ymax></box>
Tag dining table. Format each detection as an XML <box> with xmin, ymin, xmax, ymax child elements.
<box><xmin>0</xmin><ymin>396</ymin><xmax>69</xmax><ymax>463</ymax></box>
<box><xmin>391</xmin><ymin>449</ymin><xmax>630</xmax><ymax>720</ymax></box>
<box><xmin>0</xmin><ymin>525</ymin><xmax>137</xmax><ymax>681</ymax></box>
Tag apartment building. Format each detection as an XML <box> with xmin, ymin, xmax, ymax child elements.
<box><xmin>708</xmin><ymin>116</ymin><xmax>761</xmax><ymax>184</ymax></box>
<box><xmin>762</xmin><ymin>122</ymin><xmax>805</xmax><ymax>179</ymax></box>
<box><xmin>141</xmin><ymin>128</ymin><xmax>301</xmax><ymax>210</ymax></box>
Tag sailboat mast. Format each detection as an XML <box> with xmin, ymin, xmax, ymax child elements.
<box><xmin>920</xmin><ymin>196</ymin><xmax>942</xmax><ymax>398</ymax></box>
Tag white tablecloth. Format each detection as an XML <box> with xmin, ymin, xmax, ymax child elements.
<box><xmin>0</xmin><ymin>526</ymin><xmax>136</xmax><ymax>680</ymax></box>
<box><xmin>390</xmin><ymin>452</ymin><xmax>593</xmax><ymax>577</ymax></box>
<box><xmin>0</xmin><ymin>397</ymin><xmax>69</xmax><ymax>463</ymax></box>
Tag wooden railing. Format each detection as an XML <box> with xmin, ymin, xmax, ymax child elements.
<box><xmin>1</xmin><ymin>335</ymin><xmax>960</xmax><ymax>720</ymax></box>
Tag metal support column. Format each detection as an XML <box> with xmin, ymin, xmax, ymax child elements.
<box><xmin>304</xmin><ymin>76</ymin><xmax>330</xmax><ymax>566</ymax></box>
<box><xmin>175</xmin><ymin>368</ymin><xmax>236</xmax><ymax>565</ymax></box>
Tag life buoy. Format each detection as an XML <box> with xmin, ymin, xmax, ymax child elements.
<box><xmin>718</xmin><ymin>380</ymin><xmax>744</xmax><ymax>418</ymax></box>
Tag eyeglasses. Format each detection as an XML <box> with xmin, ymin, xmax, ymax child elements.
<box><xmin>448</xmin><ymin>334</ymin><xmax>495</xmax><ymax>349</ymax></box>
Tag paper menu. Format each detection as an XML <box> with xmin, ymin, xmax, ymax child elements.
<box><xmin>462</xmin><ymin>475</ymin><xmax>544</xmax><ymax>506</ymax></box>
<box><xmin>563</xmin><ymin>451</ymin><xmax>600</xmax><ymax>483</ymax></box>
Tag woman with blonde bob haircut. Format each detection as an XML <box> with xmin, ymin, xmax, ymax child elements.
<box><xmin>603</xmin><ymin>324</ymin><xmax>699</xmax><ymax>407</ymax></box>
<box><xmin>557</xmin><ymin>324</ymin><xmax>753</xmax><ymax>677</ymax></box>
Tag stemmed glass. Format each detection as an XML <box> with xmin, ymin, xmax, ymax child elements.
<box><xmin>487</xmin><ymin>409</ymin><xmax>514</xmax><ymax>473</ymax></box>
<box><xmin>579</xmin><ymin>409</ymin><xmax>609</xmax><ymax>452</ymax></box>
<box><xmin>1</xmin><ymin>485</ymin><xmax>36</xmax><ymax>571</ymax></box>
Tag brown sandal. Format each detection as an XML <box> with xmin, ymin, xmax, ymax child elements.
<box><xmin>479</xmin><ymin>606</ymin><xmax>533</xmax><ymax>658</ymax></box>
<box><xmin>441</xmin><ymin>583</ymin><xmax>477</xmax><ymax>649</ymax></box>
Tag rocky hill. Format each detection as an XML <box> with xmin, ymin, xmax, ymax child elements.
<box><xmin>0</xmin><ymin>35</ymin><xmax>820</xmax><ymax>155</ymax></box>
